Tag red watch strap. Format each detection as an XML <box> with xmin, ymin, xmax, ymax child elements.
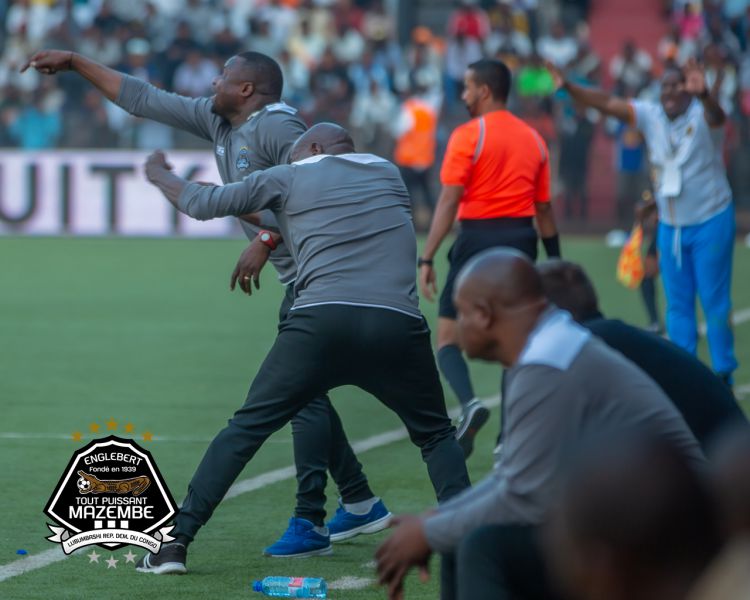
<box><xmin>258</xmin><ymin>230</ymin><xmax>277</xmax><ymax>250</ymax></box>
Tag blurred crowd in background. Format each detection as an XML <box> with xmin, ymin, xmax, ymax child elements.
<box><xmin>1</xmin><ymin>0</ymin><xmax>750</xmax><ymax>227</ymax></box>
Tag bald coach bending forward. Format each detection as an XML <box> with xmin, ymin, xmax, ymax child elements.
<box><xmin>141</xmin><ymin>123</ymin><xmax>471</xmax><ymax>571</ymax></box>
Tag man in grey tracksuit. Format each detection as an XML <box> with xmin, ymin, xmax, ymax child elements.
<box><xmin>142</xmin><ymin>123</ymin><xmax>471</xmax><ymax>572</ymax></box>
<box><xmin>22</xmin><ymin>50</ymin><xmax>389</xmax><ymax>557</ymax></box>
<box><xmin>375</xmin><ymin>249</ymin><xmax>705</xmax><ymax>600</ymax></box>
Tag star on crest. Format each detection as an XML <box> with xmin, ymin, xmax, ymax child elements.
<box><xmin>105</xmin><ymin>556</ymin><xmax>118</xmax><ymax>569</ymax></box>
<box><xmin>106</xmin><ymin>418</ymin><xmax>117</xmax><ymax>431</ymax></box>
<box><xmin>123</xmin><ymin>550</ymin><xmax>137</xmax><ymax>564</ymax></box>
<box><xmin>89</xmin><ymin>422</ymin><xmax>100</xmax><ymax>433</ymax></box>
<box><xmin>71</xmin><ymin>431</ymin><xmax>82</xmax><ymax>442</ymax></box>
<box><xmin>124</xmin><ymin>423</ymin><xmax>135</xmax><ymax>434</ymax></box>
<box><xmin>87</xmin><ymin>550</ymin><xmax>100</xmax><ymax>563</ymax></box>
<box><xmin>142</xmin><ymin>431</ymin><xmax>153</xmax><ymax>442</ymax></box>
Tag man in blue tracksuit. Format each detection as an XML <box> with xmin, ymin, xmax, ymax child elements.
<box><xmin>548</xmin><ymin>59</ymin><xmax>737</xmax><ymax>385</ymax></box>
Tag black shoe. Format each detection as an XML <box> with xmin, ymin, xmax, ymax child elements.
<box><xmin>455</xmin><ymin>399</ymin><xmax>490</xmax><ymax>459</ymax></box>
<box><xmin>135</xmin><ymin>542</ymin><xmax>187</xmax><ymax>574</ymax></box>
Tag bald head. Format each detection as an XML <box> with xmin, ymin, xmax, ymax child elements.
<box><xmin>453</xmin><ymin>249</ymin><xmax>547</xmax><ymax>365</ymax></box>
<box><xmin>537</xmin><ymin>259</ymin><xmax>600</xmax><ymax>322</ymax></box>
<box><xmin>289</xmin><ymin>122</ymin><xmax>355</xmax><ymax>163</ymax></box>
<box><xmin>455</xmin><ymin>248</ymin><xmax>545</xmax><ymax>310</ymax></box>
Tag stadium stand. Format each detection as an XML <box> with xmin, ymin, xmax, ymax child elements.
<box><xmin>0</xmin><ymin>0</ymin><xmax>748</xmax><ymax>228</ymax></box>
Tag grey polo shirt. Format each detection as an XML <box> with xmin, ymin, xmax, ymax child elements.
<box><xmin>175</xmin><ymin>153</ymin><xmax>420</xmax><ymax>318</ymax></box>
<box><xmin>116</xmin><ymin>75</ymin><xmax>305</xmax><ymax>284</ymax></box>
<box><xmin>423</xmin><ymin>308</ymin><xmax>705</xmax><ymax>553</ymax></box>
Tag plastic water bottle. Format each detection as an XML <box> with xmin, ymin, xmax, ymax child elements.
<box><xmin>252</xmin><ymin>576</ymin><xmax>327</xmax><ymax>598</ymax></box>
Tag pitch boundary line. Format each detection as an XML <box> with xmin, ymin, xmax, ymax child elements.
<box><xmin>0</xmin><ymin>398</ymin><xmax>500</xmax><ymax>582</ymax></box>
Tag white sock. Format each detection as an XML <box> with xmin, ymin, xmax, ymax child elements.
<box><xmin>343</xmin><ymin>496</ymin><xmax>379</xmax><ymax>516</ymax></box>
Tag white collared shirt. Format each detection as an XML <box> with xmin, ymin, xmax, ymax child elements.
<box><xmin>517</xmin><ymin>308</ymin><xmax>590</xmax><ymax>370</ymax></box>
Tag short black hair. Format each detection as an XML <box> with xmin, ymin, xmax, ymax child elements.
<box><xmin>467</xmin><ymin>58</ymin><xmax>512</xmax><ymax>102</ymax></box>
<box><xmin>537</xmin><ymin>259</ymin><xmax>600</xmax><ymax>322</ymax></box>
<box><xmin>235</xmin><ymin>51</ymin><xmax>283</xmax><ymax>100</ymax></box>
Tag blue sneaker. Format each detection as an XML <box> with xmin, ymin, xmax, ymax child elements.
<box><xmin>263</xmin><ymin>517</ymin><xmax>333</xmax><ymax>558</ymax></box>
<box><xmin>327</xmin><ymin>499</ymin><xmax>393</xmax><ymax>542</ymax></box>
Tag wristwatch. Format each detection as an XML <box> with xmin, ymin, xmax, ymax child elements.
<box><xmin>258</xmin><ymin>230</ymin><xmax>277</xmax><ymax>251</ymax></box>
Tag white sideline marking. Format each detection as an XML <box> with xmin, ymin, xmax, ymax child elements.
<box><xmin>0</xmin><ymin>548</ymin><xmax>66</xmax><ymax>582</ymax></box>
<box><xmin>0</xmin><ymin>397</ymin><xmax>500</xmax><ymax>582</ymax></box>
<box><xmin>329</xmin><ymin>576</ymin><xmax>374</xmax><ymax>590</ymax></box>
<box><xmin>698</xmin><ymin>307</ymin><xmax>750</xmax><ymax>335</ymax></box>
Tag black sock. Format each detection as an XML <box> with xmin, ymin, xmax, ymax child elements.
<box><xmin>437</xmin><ymin>344</ymin><xmax>475</xmax><ymax>406</ymax></box>
<box><xmin>174</xmin><ymin>535</ymin><xmax>191</xmax><ymax>548</ymax></box>
<box><xmin>641</xmin><ymin>276</ymin><xmax>659</xmax><ymax>325</ymax></box>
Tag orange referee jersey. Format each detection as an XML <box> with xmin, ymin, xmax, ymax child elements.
<box><xmin>440</xmin><ymin>110</ymin><xmax>551</xmax><ymax>220</ymax></box>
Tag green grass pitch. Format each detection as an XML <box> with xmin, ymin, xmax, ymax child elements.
<box><xmin>1</xmin><ymin>236</ymin><xmax>748</xmax><ymax>599</ymax></box>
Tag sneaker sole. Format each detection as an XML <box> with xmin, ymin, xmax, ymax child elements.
<box><xmin>136</xmin><ymin>562</ymin><xmax>187</xmax><ymax>575</ymax></box>
<box><xmin>263</xmin><ymin>546</ymin><xmax>333</xmax><ymax>558</ymax></box>
<box><xmin>330</xmin><ymin>512</ymin><xmax>393</xmax><ymax>542</ymax></box>
<box><xmin>456</xmin><ymin>405</ymin><xmax>490</xmax><ymax>459</ymax></box>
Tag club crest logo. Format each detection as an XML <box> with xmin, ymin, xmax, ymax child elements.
<box><xmin>236</xmin><ymin>146</ymin><xmax>250</xmax><ymax>170</ymax></box>
<box><xmin>44</xmin><ymin>436</ymin><xmax>177</xmax><ymax>554</ymax></box>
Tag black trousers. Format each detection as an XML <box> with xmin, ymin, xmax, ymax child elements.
<box><xmin>442</xmin><ymin>524</ymin><xmax>562</xmax><ymax>600</ymax></box>
<box><xmin>277</xmin><ymin>286</ymin><xmax>374</xmax><ymax>525</ymax></box>
<box><xmin>174</xmin><ymin>304</ymin><xmax>470</xmax><ymax>541</ymax></box>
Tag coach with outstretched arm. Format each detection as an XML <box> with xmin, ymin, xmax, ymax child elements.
<box><xmin>142</xmin><ymin>123</ymin><xmax>470</xmax><ymax>582</ymax></box>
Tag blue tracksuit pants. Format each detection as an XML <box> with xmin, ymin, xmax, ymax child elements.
<box><xmin>657</xmin><ymin>205</ymin><xmax>737</xmax><ymax>376</ymax></box>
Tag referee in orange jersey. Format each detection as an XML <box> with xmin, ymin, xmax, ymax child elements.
<box><xmin>419</xmin><ymin>59</ymin><xmax>560</xmax><ymax>458</ymax></box>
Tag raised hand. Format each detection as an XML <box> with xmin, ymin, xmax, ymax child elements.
<box><xmin>20</xmin><ymin>50</ymin><xmax>74</xmax><ymax>75</ymax></box>
<box><xmin>683</xmin><ymin>58</ymin><xmax>707</xmax><ymax>97</ymax></box>
<box><xmin>144</xmin><ymin>150</ymin><xmax>173</xmax><ymax>183</ymax></box>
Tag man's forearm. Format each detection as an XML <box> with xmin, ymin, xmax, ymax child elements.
<box><xmin>423</xmin><ymin>473</ymin><xmax>511</xmax><ymax>553</ymax></box>
<box><xmin>422</xmin><ymin>186</ymin><xmax>462</xmax><ymax>260</ymax></box>
<box><xmin>699</xmin><ymin>92</ymin><xmax>726</xmax><ymax>128</ymax></box>
<box><xmin>150</xmin><ymin>170</ymin><xmax>188</xmax><ymax>210</ymax></box>
<box><xmin>70</xmin><ymin>53</ymin><xmax>123</xmax><ymax>102</ymax></box>
<box><xmin>561</xmin><ymin>80</ymin><xmax>633</xmax><ymax>123</ymax></box>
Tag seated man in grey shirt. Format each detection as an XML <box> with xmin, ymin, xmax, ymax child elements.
<box><xmin>140</xmin><ymin>123</ymin><xmax>470</xmax><ymax>573</ymax></box>
<box><xmin>375</xmin><ymin>248</ymin><xmax>704</xmax><ymax>600</ymax></box>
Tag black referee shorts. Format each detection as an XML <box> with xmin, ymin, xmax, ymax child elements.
<box><xmin>439</xmin><ymin>217</ymin><xmax>538</xmax><ymax>319</ymax></box>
